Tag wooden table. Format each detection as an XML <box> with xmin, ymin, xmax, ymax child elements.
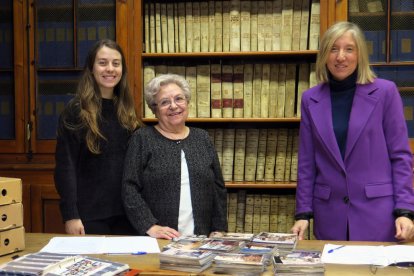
<box><xmin>1</xmin><ymin>233</ymin><xmax>413</xmax><ymax>275</ymax></box>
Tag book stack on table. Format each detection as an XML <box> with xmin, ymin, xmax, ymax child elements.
<box><xmin>272</xmin><ymin>249</ymin><xmax>324</xmax><ymax>275</ymax></box>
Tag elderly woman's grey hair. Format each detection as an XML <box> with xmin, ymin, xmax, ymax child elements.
<box><xmin>144</xmin><ymin>74</ymin><xmax>191</xmax><ymax>113</ymax></box>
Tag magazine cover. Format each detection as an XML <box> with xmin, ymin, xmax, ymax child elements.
<box><xmin>239</xmin><ymin>242</ymin><xmax>278</xmax><ymax>255</ymax></box>
<box><xmin>214</xmin><ymin>253</ymin><xmax>266</xmax><ymax>266</ymax></box>
<box><xmin>210</xmin><ymin>232</ymin><xmax>254</xmax><ymax>241</ymax></box>
<box><xmin>275</xmin><ymin>250</ymin><xmax>322</xmax><ymax>265</ymax></box>
<box><xmin>198</xmin><ymin>239</ymin><xmax>244</xmax><ymax>252</ymax></box>
<box><xmin>159</xmin><ymin>248</ymin><xmax>215</xmax><ymax>266</ymax></box>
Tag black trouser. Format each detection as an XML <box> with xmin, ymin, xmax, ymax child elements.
<box><xmin>83</xmin><ymin>215</ymin><xmax>137</xmax><ymax>235</ymax></box>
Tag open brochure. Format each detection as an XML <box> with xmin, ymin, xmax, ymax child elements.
<box><xmin>40</xmin><ymin>236</ymin><xmax>160</xmax><ymax>254</ymax></box>
<box><xmin>321</xmin><ymin>244</ymin><xmax>414</xmax><ymax>266</ymax></box>
<box><xmin>0</xmin><ymin>252</ymin><xmax>129</xmax><ymax>276</ymax></box>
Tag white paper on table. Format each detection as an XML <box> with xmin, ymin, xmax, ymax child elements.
<box><xmin>321</xmin><ymin>243</ymin><xmax>414</xmax><ymax>266</ymax></box>
<box><xmin>39</xmin><ymin>236</ymin><xmax>160</xmax><ymax>254</ymax></box>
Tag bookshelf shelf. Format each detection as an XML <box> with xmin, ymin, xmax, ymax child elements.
<box><xmin>225</xmin><ymin>182</ymin><xmax>297</xmax><ymax>189</ymax></box>
<box><xmin>142</xmin><ymin>51</ymin><xmax>319</xmax><ymax>58</ymax></box>
<box><xmin>142</xmin><ymin>118</ymin><xmax>301</xmax><ymax>123</ymax></box>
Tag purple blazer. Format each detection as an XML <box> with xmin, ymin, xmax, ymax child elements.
<box><xmin>296</xmin><ymin>78</ymin><xmax>414</xmax><ymax>241</ymax></box>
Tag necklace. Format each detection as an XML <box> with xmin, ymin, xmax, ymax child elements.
<box><xmin>155</xmin><ymin>125</ymin><xmax>189</xmax><ymax>141</ymax></box>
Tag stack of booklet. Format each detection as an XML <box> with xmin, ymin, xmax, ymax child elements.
<box><xmin>272</xmin><ymin>249</ymin><xmax>325</xmax><ymax>275</ymax></box>
<box><xmin>213</xmin><ymin>253</ymin><xmax>268</xmax><ymax>275</ymax></box>
<box><xmin>159</xmin><ymin>248</ymin><xmax>215</xmax><ymax>273</ymax></box>
<box><xmin>251</xmin><ymin>232</ymin><xmax>298</xmax><ymax>255</ymax></box>
<box><xmin>0</xmin><ymin>252</ymin><xmax>129</xmax><ymax>276</ymax></box>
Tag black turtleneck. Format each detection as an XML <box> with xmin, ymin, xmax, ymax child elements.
<box><xmin>329</xmin><ymin>70</ymin><xmax>357</xmax><ymax>159</ymax></box>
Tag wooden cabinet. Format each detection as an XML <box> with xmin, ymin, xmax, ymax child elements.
<box><xmin>0</xmin><ymin>0</ymin><xmax>137</xmax><ymax>233</ymax></box>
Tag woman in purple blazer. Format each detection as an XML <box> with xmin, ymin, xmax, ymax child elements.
<box><xmin>291</xmin><ymin>22</ymin><xmax>414</xmax><ymax>242</ymax></box>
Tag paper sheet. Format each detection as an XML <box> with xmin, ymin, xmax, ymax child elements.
<box><xmin>40</xmin><ymin>236</ymin><xmax>161</xmax><ymax>254</ymax></box>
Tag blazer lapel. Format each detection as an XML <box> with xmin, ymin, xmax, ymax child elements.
<box><xmin>308</xmin><ymin>84</ymin><xmax>344</xmax><ymax>170</ymax></box>
<box><xmin>344</xmin><ymin>83</ymin><xmax>379</xmax><ymax>161</ymax></box>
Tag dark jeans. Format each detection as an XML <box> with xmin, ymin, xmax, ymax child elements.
<box><xmin>83</xmin><ymin>215</ymin><xmax>137</xmax><ymax>235</ymax></box>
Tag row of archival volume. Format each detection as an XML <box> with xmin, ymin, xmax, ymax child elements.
<box><xmin>143</xmin><ymin>0</ymin><xmax>321</xmax><ymax>53</ymax></box>
<box><xmin>159</xmin><ymin>232</ymin><xmax>324</xmax><ymax>274</ymax></box>
<box><xmin>348</xmin><ymin>0</ymin><xmax>413</xmax><ymax>13</ymax></box>
<box><xmin>143</xmin><ymin>63</ymin><xmax>317</xmax><ymax>119</ymax></box>
<box><xmin>226</xmin><ymin>192</ymin><xmax>316</xmax><ymax>240</ymax></box>
<box><xmin>208</xmin><ymin>128</ymin><xmax>299</xmax><ymax>182</ymax></box>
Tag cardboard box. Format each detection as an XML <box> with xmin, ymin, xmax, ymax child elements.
<box><xmin>0</xmin><ymin>203</ymin><xmax>23</xmax><ymax>231</ymax></box>
<box><xmin>0</xmin><ymin>226</ymin><xmax>25</xmax><ymax>256</ymax></box>
<box><xmin>0</xmin><ymin>177</ymin><xmax>22</xmax><ymax>205</ymax></box>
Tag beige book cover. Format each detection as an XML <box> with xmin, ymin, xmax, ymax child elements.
<box><xmin>222</xmin><ymin>64</ymin><xmax>234</xmax><ymax>118</ymax></box>
<box><xmin>299</xmin><ymin>0</ymin><xmax>310</xmax><ymax>50</ymax></box>
<box><xmin>167</xmin><ymin>3</ymin><xmax>175</xmax><ymax>53</ymax></box>
<box><xmin>149</xmin><ymin>2</ymin><xmax>156</xmax><ymax>53</ymax></box>
<box><xmin>309</xmin><ymin>63</ymin><xmax>317</xmax><ymax>87</ymax></box>
<box><xmin>250</xmin><ymin>1</ymin><xmax>258</xmax><ymax>51</ymax></box>
<box><xmin>252</xmin><ymin>64</ymin><xmax>262</xmax><ymax>118</ymax></box>
<box><xmin>255</xmin><ymin>128</ymin><xmax>268</xmax><ymax>181</ymax></box>
<box><xmin>234</xmin><ymin>129</ymin><xmax>247</xmax><ymax>182</ymax></box>
<box><xmin>260</xmin><ymin>63</ymin><xmax>271</xmax><ymax>118</ymax></box>
<box><xmin>284</xmin><ymin>129</ymin><xmax>294</xmax><ymax>181</ymax></box>
<box><xmin>240</xmin><ymin>0</ymin><xmax>251</xmax><ymax>51</ymax></box>
<box><xmin>269</xmin><ymin>195</ymin><xmax>279</xmax><ymax>232</ymax></box>
<box><xmin>192</xmin><ymin>2</ymin><xmax>201</xmax><ymax>52</ymax></box>
<box><xmin>349</xmin><ymin>0</ymin><xmax>360</xmax><ymax>13</ymax></box>
<box><xmin>208</xmin><ymin>1</ymin><xmax>216</xmax><ymax>52</ymax></box>
<box><xmin>185</xmin><ymin>66</ymin><xmax>197</xmax><ymax>117</ymax></box>
<box><xmin>185</xmin><ymin>2</ymin><xmax>193</xmax><ymax>52</ymax></box>
<box><xmin>252</xmin><ymin>194</ymin><xmax>262</xmax><ymax>233</ymax></box>
<box><xmin>268</xmin><ymin>63</ymin><xmax>279</xmax><ymax>118</ymax></box>
<box><xmin>244</xmin><ymin>128</ymin><xmax>259</xmax><ymax>182</ymax></box>
<box><xmin>281</xmin><ymin>0</ymin><xmax>294</xmax><ymax>50</ymax></box>
<box><xmin>222</xmin><ymin>0</ymin><xmax>231</xmax><ymax>52</ymax></box>
<box><xmin>277</xmin><ymin>196</ymin><xmax>287</xmax><ymax>232</ymax></box>
<box><xmin>227</xmin><ymin>192</ymin><xmax>238</xmax><ymax>232</ymax></box>
<box><xmin>143</xmin><ymin>65</ymin><xmax>155</xmax><ymax>118</ymax></box>
<box><xmin>144</xmin><ymin>2</ymin><xmax>150</xmax><ymax>53</ymax></box>
<box><xmin>154</xmin><ymin>64</ymin><xmax>168</xmax><ymax>76</ymax></box>
<box><xmin>173</xmin><ymin>3</ymin><xmax>179</xmax><ymax>52</ymax></box>
<box><xmin>277</xmin><ymin>63</ymin><xmax>286</xmax><ymax>118</ymax></box>
<box><xmin>211</xmin><ymin>64</ymin><xmax>222</xmax><ymax>118</ymax></box>
<box><xmin>229</xmin><ymin>0</ymin><xmax>241</xmax><ymax>52</ymax></box>
<box><xmin>257</xmin><ymin>1</ymin><xmax>266</xmax><ymax>51</ymax></box>
<box><xmin>207</xmin><ymin>128</ymin><xmax>215</xmax><ymax>144</ymax></box>
<box><xmin>233</xmin><ymin>64</ymin><xmax>244</xmax><ymax>118</ymax></box>
<box><xmin>215</xmin><ymin>0</ymin><xmax>223</xmax><ymax>52</ymax></box>
<box><xmin>244</xmin><ymin>193</ymin><xmax>255</xmax><ymax>233</ymax></box>
<box><xmin>291</xmin><ymin>0</ymin><xmax>303</xmax><ymax>51</ymax></box>
<box><xmin>284</xmin><ymin>63</ymin><xmax>296</xmax><ymax>118</ymax></box>
<box><xmin>196</xmin><ymin>64</ymin><xmax>211</xmax><ymax>118</ymax></box>
<box><xmin>264</xmin><ymin>129</ymin><xmax>278</xmax><ymax>181</ymax></box>
<box><xmin>366</xmin><ymin>0</ymin><xmax>383</xmax><ymax>12</ymax></box>
<box><xmin>200</xmin><ymin>1</ymin><xmax>209</xmax><ymax>52</ymax></box>
<box><xmin>272</xmin><ymin>0</ymin><xmax>283</xmax><ymax>51</ymax></box>
<box><xmin>178</xmin><ymin>2</ymin><xmax>186</xmax><ymax>52</ymax></box>
<box><xmin>160</xmin><ymin>2</ymin><xmax>168</xmax><ymax>53</ymax></box>
<box><xmin>290</xmin><ymin>128</ymin><xmax>299</xmax><ymax>181</ymax></box>
<box><xmin>296</xmin><ymin>63</ymin><xmax>309</xmax><ymax>117</ymax></box>
<box><xmin>236</xmin><ymin>190</ymin><xmax>247</xmax><ymax>233</ymax></box>
<box><xmin>260</xmin><ymin>194</ymin><xmax>271</xmax><ymax>232</ymax></box>
<box><xmin>274</xmin><ymin>128</ymin><xmax>288</xmax><ymax>181</ymax></box>
<box><xmin>264</xmin><ymin>1</ymin><xmax>273</xmax><ymax>51</ymax></box>
<box><xmin>167</xmin><ymin>65</ymin><xmax>186</xmax><ymax>76</ymax></box>
<box><xmin>222</xmin><ymin>128</ymin><xmax>236</xmax><ymax>182</ymax></box>
<box><xmin>308</xmin><ymin>0</ymin><xmax>320</xmax><ymax>50</ymax></box>
<box><xmin>214</xmin><ymin>128</ymin><xmax>224</xmax><ymax>167</ymax></box>
<box><xmin>243</xmin><ymin>64</ymin><xmax>254</xmax><ymax>118</ymax></box>
<box><xmin>155</xmin><ymin>3</ymin><xmax>162</xmax><ymax>53</ymax></box>
<box><xmin>286</xmin><ymin>194</ymin><xmax>296</xmax><ymax>229</ymax></box>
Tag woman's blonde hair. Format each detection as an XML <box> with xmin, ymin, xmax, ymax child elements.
<box><xmin>61</xmin><ymin>39</ymin><xmax>139</xmax><ymax>154</ymax></box>
<box><xmin>316</xmin><ymin>21</ymin><xmax>376</xmax><ymax>84</ymax></box>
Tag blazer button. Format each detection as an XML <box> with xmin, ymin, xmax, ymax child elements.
<box><xmin>343</xmin><ymin>196</ymin><xmax>349</xmax><ymax>204</ymax></box>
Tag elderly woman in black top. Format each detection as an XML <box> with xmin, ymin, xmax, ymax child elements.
<box><xmin>122</xmin><ymin>74</ymin><xmax>228</xmax><ymax>239</ymax></box>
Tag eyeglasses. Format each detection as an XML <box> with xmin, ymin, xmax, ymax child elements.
<box><xmin>154</xmin><ymin>95</ymin><xmax>187</xmax><ymax>109</ymax></box>
<box><xmin>370</xmin><ymin>263</ymin><xmax>414</xmax><ymax>274</ymax></box>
